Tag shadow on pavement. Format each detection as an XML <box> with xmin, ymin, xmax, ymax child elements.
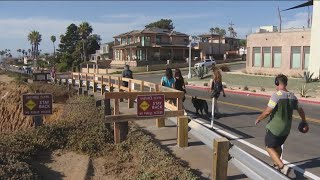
<box><xmin>290</xmin><ymin>157</ymin><xmax>320</xmax><ymax>180</ymax></box>
<box><xmin>185</xmin><ymin>109</ymin><xmax>255</xmax><ymax>140</ymax></box>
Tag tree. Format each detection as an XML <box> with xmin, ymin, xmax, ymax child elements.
<box><xmin>239</xmin><ymin>39</ymin><xmax>247</xmax><ymax>47</ymax></box>
<box><xmin>17</xmin><ymin>49</ymin><xmax>22</xmax><ymax>56</ymax></box>
<box><xmin>27</xmin><ymin>30</ymin><xmax>42</xmax><ymax>59</ymax></box>
<box><xmin>78</xmin><ymin>22</ymin><xmax>93</xmax><ymax>62</ymax></box>
<box><xmin>22</xmin><ymin>49</ymin><xmax>25</xmax><ymax>56</ymax></box>
<box><xmin>58</xmin><ymin>23</ymin><xmax>81</xmax><ymax>69</ymax></box>
<box><xmin>145</xmin><ymin>19</ymin><xmax>174</xmax><ymax>30</ymax></box>
<box><xmin>0</xmin><ymin>50</ymin><xmax>5</xmax><ymax>62</ymax></box>
<box><xmin>51</xmin><ymin>35</ymin><xmax>56</xmax><ymax>56</ymax></box>
<box><xmin>28</xmin><ymin>49</ymin><xmax>31</xmax><ymax>56</ymax></box>
<box><xmin>228</xmin><ymin>26</ymin><xmax>237</xmax><ymax>38</ymax></box>
<box><xmin>213</xmin><ymin>27</ymin><xmax>226</xmax><ymax>55</ymax></box>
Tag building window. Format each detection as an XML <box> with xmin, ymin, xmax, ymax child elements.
<box><xmin>262</xmin><ymin>47</ymin><xmax>271</xmax><ymax>67</ymax></box>
<box><xmin>272</xmin><ymin>47</ymin><xmax>281</xmax><ymax>68</ymax></box>
<box><xmin>253</xmin><ymin>47</ymin><xmax>261</xmax><ymax>67</ymax></box>
<box><xmin>303</xmin><ymin>46</ymin><xmax>310</xmax><ymax>70</ymax></box>
<box><xmin>291</xmin><ymin>46</ymin><xmax>301</xmax><ymax>69</ymax></box>
<box><xmin>141</xmin><ymin>36</ymin><xmax>151</xmax><ymax>46</ymax></box>
<box><xmin>156</xmin><ymin>35</ymin><xmax>161</xmax><ymax>44</ymax></box>
<box><xmin>128</xmin><ymin>37</ymin><xmax>131</xmax><ymax>44</ymax></box>
<box><xmin>121</xmin><ymin>38</ymin><xmax>126</xmax><ymax>45</ymax></box>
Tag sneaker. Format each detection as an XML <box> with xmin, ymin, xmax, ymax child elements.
<box><xmin>280</xmin><ymin>165</ymin><xmax>290</xmax><ymax>175</ymax></box>
<box><xmin>272</xmin><ymin>164</ymin><xmax>279</xmax><ymax>170</ymax></box>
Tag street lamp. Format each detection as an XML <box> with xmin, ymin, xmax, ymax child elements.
<box><xmin>187</xmin><ymin>35</ymin><xmax>192</xmax><ymax>79</ymax></box>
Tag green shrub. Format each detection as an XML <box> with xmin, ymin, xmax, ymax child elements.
<box><xmin>56</xmin><ymin>62</ymin><xmax>68</xmax><ymax>72</ymax></box>
<box><xmin>243</xmin><ymin>86</ymin><xmax>249</xmax><ymax>91</ymax></box>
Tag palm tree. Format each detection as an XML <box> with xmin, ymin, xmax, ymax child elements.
<box><xmin>17</xmin><ymin>49</ymin><xmax>22</xmax><ymax>57</ymax></box>
<box><xmin>22</xmin><ymin>49</ymin><xmax>25</xmax><ymax>57</ymax></box>
<box><xmin>228</xmin><ymin>26</ymin><xmax>237</xmax><ymax>38</ymax></box>
<box><xmin>28</xmin><ymin>49</ymin><xmax>31</xmax><ymax>57</ymax></box>
<box><xmin>28</xmin><ymin>30</ymin><xmax>42</xmax><ymax>59</ymax></box>
<box><xmin>0</xmin><ymin>50</ymin><xmax>5</xmax><ymax>62</ymax></box>
<box><xmin>213</xmin><ymin>27</ymin><xmax>226</xmax><ymax>55</ymax></box>
<box><xmin>50</xmin><ymin>35</ymin><xmax>56</xmax><ymax>56</ymax></box>
<box><xmin>78</xmin><ymin>22</ymin><xmax>93</xmax><ymax>62</ymax></box>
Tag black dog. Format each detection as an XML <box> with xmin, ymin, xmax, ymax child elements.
<box><xmin>192</xmin><ymin>96</ymin><xmax>209</xmax><ymax>116</ymax></box>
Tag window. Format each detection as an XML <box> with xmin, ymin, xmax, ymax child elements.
<box><xmin>273</xmin><ymin>47</ymin><xmax>281</xmax><ymax>68</ymax></box>
<box><xmin>303</xmin><ymin>46</ymin><xmax>310</xmax><ymax>70</ymax></box>
<box><xmin>121</xmin><ymin>38</ymin><xmax>126</xmax><ymax>45</ymax></box>
<box><xmin>291</xmin><ymin>46</ymin><xmax>301</xmax><ymax>69</ymax></box>
<box><xmin>141</xmin><ymin>36</ymin><xmax>151</xmax><ymax>46</ymax></box>
<box><xmin>262</xmin><ymin>47</ymin><xmax>271</xmax><ymax>67</ymax></box>
<box><xmin>156</xmin><ymin>35</ymin><xmax>161</xmax><ymax>44</ymax></box>
<box><xmin>253</xmin><ymin>47</ymin><xmax>261</xmax><ymax>67</ymax></box>
<box><xmin>128</xmin><ymin>37</ymin><xmax>131</xmax><ymax>44</ymax></box>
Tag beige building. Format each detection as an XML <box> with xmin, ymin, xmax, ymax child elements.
<box><xmin>246</xmin><ymin>29</ymin><xmax>311</xmax><ymax>76</ymax></box>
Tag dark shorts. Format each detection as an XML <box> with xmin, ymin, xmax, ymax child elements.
<box><xmin>265</xmin><ymin>129</ymin><xmax>288</xmax><ymax>148</ymax></box>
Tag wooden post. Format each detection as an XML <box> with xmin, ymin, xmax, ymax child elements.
<box><xmin>83</xmin><ymin>90</ymin><xmax>88</xmax><ymax>96</ymax></box>
<box><xmin>140</xmin><ymin>80</ymin><xmax>144</xmax><ymax>92</ymax></box>
<box><xmin>155</xmin><ymin>84</ymin><xmax>164</xmax><ymax>127</ymax></box>
<box><xmin>93</xmin><ymin>74</ymin><xmax>97</xmax><ymax>92</ymax></box>
<box><xmin>156</xmin><ymin>118</ymin><xmax>165</xmax><ymax>128</ymax></box>
<box><xmin>128</xmin><ymin>80</ymin><xmax>134</xmax><ymax>108</ymax></box>
<box><xmin>101</xmin><ymin>75</ymin><xmax>105</xmax><ymax>96</ymax></box>
<box><xmin>212</xmin><ymin>138</ymin><xmax>229</xmax><ymax>180</ymax></box>
<box><xmin>86</xmin><ymin>81</ymin><xmax>90</xmax><ymax>91</ymax></box>
<box><xmin>79</xmin><ymin>79</ymin><xmax>82</xmax><ymax>88</ymax></box>
<box><xmin>78</xmin><ymin>87</ymin><xmax>83</xmax><ymax>95</ymax></box>
<box><xmin>113</xmin><ymin>98</ymin><xmax>121</xmax><ymax>144</ymax></box>
<box><xmin>178</xmin><ymin>116</ymin><xmax>188</xmax><ymax>147</ymax></box>
<box><xmin>68</xmin><ymin>84</ymin><xmax>72</xmax><ymax>91</ymax></box>
<box><xmin>71</xmin><ymin>79</ymin><xmax>75</xmax><ymax>86</ymax></box>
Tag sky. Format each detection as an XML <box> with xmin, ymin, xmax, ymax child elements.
<box><xmin>0</xmin><ymin>1</ymin><xmax>313</xmax><ymax>56</ymax></box>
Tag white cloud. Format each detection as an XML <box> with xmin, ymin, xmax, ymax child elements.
<box><xmin>283</xmin><ymin>12</ymin><xmax>309</xmax><ymax>29</ymax></box>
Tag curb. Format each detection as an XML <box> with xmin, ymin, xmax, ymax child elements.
<box><xmin>186</xmin><ymin>85</ymin><xmax>320</xmax><ymax>105</ymax></box>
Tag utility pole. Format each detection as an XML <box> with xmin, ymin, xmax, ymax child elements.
<box><xmin>278</xmin><ymin>6</ymin><xmax>282</xmax><ymax>33</ymax></box>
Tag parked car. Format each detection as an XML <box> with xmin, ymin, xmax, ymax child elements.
<box><xmin>194</xmin><ymin>59</ymin><xmax>216</xmax><ymax>68</ymax></box>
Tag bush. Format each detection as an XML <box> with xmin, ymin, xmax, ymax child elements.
<box><xmin>56</xmin><ymin>62</ymin><xmax>68</xmax><ymax>72</ymax></box>
<box><xmin>243</xmin><ymin>86</ymin><xmax>249</xmax><ymax>91</ymax></box>
<box><xmin>0</xmin><ymin>96</ymin><xmax>113</xmax><ymax>179</ymax></box>
<box><xmin>260</xmin><ymin>87</ymin><xmax>266</xmax><ymax>92</ymax></box>
<box><xmin>297</xmin><ymin>83</ymin><xmax>312</xmax><ymax>98</ymax></box>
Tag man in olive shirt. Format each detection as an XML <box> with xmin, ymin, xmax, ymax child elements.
<box><xmin>255</xmin><ymin>74</ymin><xmax>308</xmax><ymax>175</ymax></box>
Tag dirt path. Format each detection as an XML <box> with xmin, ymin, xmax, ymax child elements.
<box><xmin>33</xmin><ymin>150</ymin><xmax>90</xmax><ymax>180</ymax></box>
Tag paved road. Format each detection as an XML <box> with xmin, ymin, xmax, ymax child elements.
<box><xmin>135</xmin><ymin>66</ymin><xmax>320</xmax><ymax>179</ymax></box>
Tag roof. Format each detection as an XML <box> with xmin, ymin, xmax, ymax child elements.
<box><xmin>198</xmin><ymin>33</ymin><xmax>239</xmax><ymax>39</ymax></box>
<box><xmin>113</xmin><ymin>27</ymin><xmax>189</xmax><ymax>38</ymax></box>
<box><xmin>101</xmin><ymin>41</ymin><xmax>116</xmax><ymax>45</ymax></box>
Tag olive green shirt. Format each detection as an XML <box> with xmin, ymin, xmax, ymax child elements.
<box><xmin>266</xmin><ymin>90</ymin><xmax>300</xmax><ymax>137</ymax></box>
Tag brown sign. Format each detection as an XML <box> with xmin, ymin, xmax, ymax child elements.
<box><xmin>22</xmin><ymin>93</ymin><xmax>53</xmax><ymax>116</ymax></box>
<box><xmin>137</xmin><ymin>94</ymin><xmax>165</xmax><ymax>117</ymax></box>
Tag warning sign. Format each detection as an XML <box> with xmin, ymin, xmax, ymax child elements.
<box><xmin>22</xmin><ymin>94</ymin><xmax>53</xmax><ymax>116</ymax></box>
<box><xmin>137</xmin><ymin>94</ymin><xmax>165</xmax><ymax>117</ymax></box>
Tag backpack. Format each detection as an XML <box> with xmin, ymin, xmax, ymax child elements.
<box><xmin>211</xmin><ymin>80</ymin><xmax>223</xmax><ymax>98</ymax></box>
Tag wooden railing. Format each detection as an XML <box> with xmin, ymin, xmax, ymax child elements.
<box><xmin>59</xmin><ymin>72</ymin><xmax>188</xmax><ymax>147</ymax></box>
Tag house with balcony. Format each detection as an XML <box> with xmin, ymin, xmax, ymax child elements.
<box><xmin>195</xmin><ymin>33</ymin><xmax>240</xmax><ymax>59</ymax></box>
<box><xmin>112</xmin><ymin>27</ymin><xmax>200</xmax><ymax>66</ymax></box>
<box><xmin>89</xmin><ymin>41</ymin><xmax>116</xmax><ymax>62</ymax></box>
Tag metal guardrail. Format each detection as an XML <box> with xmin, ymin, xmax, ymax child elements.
<box><xmin>186</xmin><ymin>119</ymin><xmax>290</xmax><ymax>180</ymax></box>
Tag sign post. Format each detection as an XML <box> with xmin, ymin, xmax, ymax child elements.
<box><xmin>22</xmin><ymin>93</ymin><xmax>53</xmax><ymax>127</ymax></box>
<box><xmin>137</xmin><ymin>94</ymin><xmax>165</xmax><ymax>117</ymax></box>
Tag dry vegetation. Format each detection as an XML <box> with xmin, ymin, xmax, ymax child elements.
<box><xmin>0</xmin><ymin>84</ymin><xmax>198</xmax><ymax>179</ymax></box>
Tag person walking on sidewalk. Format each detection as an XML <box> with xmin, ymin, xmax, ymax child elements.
<box><xmin>255</xmin><ymin>74</ymin><xmax>308</xmax><ymax>175</ymax></box>
<box><xmin>174</xmin><ymin>68</ymin><xmax>186</xmax><ymax>102</ymax></box>
<box><xmin>161</xmin><ymin>68</ymin><xmax>175</xmax><ymax>88</ymax></box>
<box><xmin>122</xmin><ymin>65</ymin><xmax>133</xmax><ymax>88</ymax></box>
<box><xmin>209</xmin><ymin>67</ymin><xmax>226</xmax><ymax>118</ymax></box>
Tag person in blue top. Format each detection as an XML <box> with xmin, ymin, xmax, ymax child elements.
<box><xmin>161</xmin><ymin>68</ymin><xmax>175</xmax><ymax>88</ymax></box>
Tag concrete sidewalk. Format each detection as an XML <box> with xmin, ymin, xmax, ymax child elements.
<box><xmin>134</xmin><ymin>117</ymin><xmax>249</xmax><ymax>180</ymax></box>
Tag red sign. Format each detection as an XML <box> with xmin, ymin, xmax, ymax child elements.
<box><xmin>137</xmin><ymin>94</ymin><xmax>165</xmax><ymax>117</ymax></box>
<box><xmin>22</xmin><ymin>93</ymin><xmax>53</xmax><ymax>116</ymax></box>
